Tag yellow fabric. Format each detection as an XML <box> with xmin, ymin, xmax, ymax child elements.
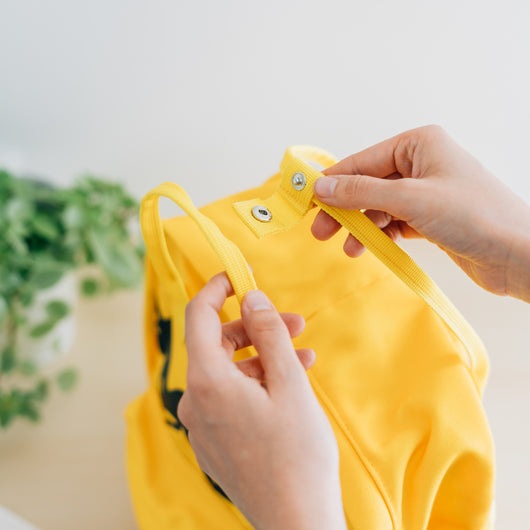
<box><xmin>126</xmin><ymin>146</ymin><xmax>494</xmax><ymax>529</ymax></box>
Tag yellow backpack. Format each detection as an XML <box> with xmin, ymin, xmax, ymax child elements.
<box><xmin>126</xmin><ymin>146</ymin><xmax>494</xmax><ymax>529</ymax></box>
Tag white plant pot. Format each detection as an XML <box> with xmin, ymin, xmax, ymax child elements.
<box><xmin>17</xmin><ymin>273</ymin><xmax>77</xmax><ymax>370</ymax></box>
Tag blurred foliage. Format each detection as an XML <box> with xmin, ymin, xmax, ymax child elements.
<box><xmin>0</xmin><ymin>169</ymin><xmax>144</xmax><ymax>429</ymax></box>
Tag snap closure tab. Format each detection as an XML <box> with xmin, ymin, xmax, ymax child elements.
<box><xmin>291</xmin><ymin>172</ymin><xmax>306</xmax><ymax>191</ymax></box>
<box><xmin>251</xmin><ymin>205</ymin><xmax>272</xmax><ymax>222</ymax></box>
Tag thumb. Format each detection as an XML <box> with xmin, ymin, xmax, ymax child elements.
<box><xmin>314</xmin><ymin>174</ymin><xmax>410</xmax><ymax>220</ymax></box>
<box><xmin>241</xmin><ymin>290</ymin><xmax>303</xmax><ymax>391</ymax></box>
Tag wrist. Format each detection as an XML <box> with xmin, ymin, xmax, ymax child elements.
<box><xmin>484</xmin><ymin>185</ymin><xmax>530</xmax><ymax>302</ymax></box>
<box><xmin>259</xmin><ymin>501</ymin><xmax>347</xmax><ymax>530</ymax></box>
<box><xmin>505</xmin><ymin>230</ymin><xmax>530</xmax><ymax>303</ymax></box>
<box><xmin>253</xmin><ymin>479</ymin><xmax>347</xmax><ymax>530</ymax></box>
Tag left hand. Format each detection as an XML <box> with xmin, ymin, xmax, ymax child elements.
<box><xmin>177</xmin><ymin>273</ymin><xmax>347</xmax><ymax>530</ymax></box>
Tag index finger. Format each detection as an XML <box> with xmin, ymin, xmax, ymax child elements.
<box><xmin>185</xmin><ymin>272</ymin><xmax>234</xmax><ymax>370</ymax></box>
<box><xmin>323</xmin><ymin>130</ymin><xmax>407</xmax><ymax>178</ymax></box>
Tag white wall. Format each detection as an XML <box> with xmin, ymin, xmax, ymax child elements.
<box><xmin>1</xmin><ymin>0</ymin><xmax>529</xmax><ymax>205</ymax></box>
<box><xmin>1</xmin><ymin>0</ymin><xmax>530</xmax><ymax>528</ymax></box>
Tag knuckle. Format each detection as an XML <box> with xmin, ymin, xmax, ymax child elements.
<box><xmin>222</xmin><ymin>325</ymin><xmax>245</xmax><ymax>351</ymax></box>
<box><xmin>422</xmin><ymin>124</ymin><xmax>447</xmax><ymax>141</ymax></box>
<box><xmin>341</xmin><ymin>175</ymin><xmax>368</xmax><ymax>203</ymax></box>
<box><xmin>251</xmin><ymin>310</ymin><xmax>285</xmax><ymax>334</ymax></box>
<box><xmin>384</xmin><ymin>223</ymin><xmax>401</xmax><ymax>242</ymax></box>
<box><xmin>372</xmin><ymin>210</ymin><xmax>391</xmax><ymax>228</ymax></box>
<box><xmin>275</xmin><ymin>362</ymin><xmax>306</xmax><ymax>388</ymax></box>
<box><xmin>397</xmin><ymin>125</ymin><xmax>447</xmax><ymax>178</ymax></box>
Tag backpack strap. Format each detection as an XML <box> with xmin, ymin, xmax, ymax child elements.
<box><xmin>140</xmin><ymin>182</ymin><xmax>257</xmax><ymax>315</ymax></box>
<box><xmin>233</xmin><ymin>146</ymin><xmax>487</xmax><ymax>384</ymax></box>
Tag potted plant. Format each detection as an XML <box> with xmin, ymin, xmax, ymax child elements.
<box><xmin>0</xmin><ymin>169</ymin><xmax>144</xmax><ymax>429</ymax></box>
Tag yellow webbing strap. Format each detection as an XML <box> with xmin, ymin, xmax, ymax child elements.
<box><xmin>140</xmin><ymin>182</ymin><xmax>257</xmax><ymax>310</ymax></box>
<box><xmin>233</xmin><ymin>146</ymin><xmax>486</xmax><ymax>377</ymax></box>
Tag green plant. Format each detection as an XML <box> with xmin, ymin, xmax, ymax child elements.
<box><xmin>0</xmin><ymin>169</ymin><xmax>144</xmax><ymax>428</ymax></box>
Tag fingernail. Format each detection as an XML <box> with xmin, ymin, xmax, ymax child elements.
<box><xmin>245</xmin><ymin>290</ymin><xmax>272</xmax><ymax>311</ymax></box>
<box><xmin>314</xmin><ymin>177</ymin><xmax>337</xmax><ymax>198</ymax></box>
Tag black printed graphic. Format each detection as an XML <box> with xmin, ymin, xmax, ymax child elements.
<box><xmin>157</xmin><ymin>314</ymin><xmax>230</xmax><ymax>502</ymax></box>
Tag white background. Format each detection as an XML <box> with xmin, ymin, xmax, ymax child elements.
<box><xmin>1</xmin><ymin>1</ymin><xmax>529</xmax><ymax>528</ymax></box>
<box><xmin>1</xmin><ymin>0</ymin><xmax>529</xmax><ymax>205</ymax></box>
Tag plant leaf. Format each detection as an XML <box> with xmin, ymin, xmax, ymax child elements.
<box><xmin>0</xmin><ymin>295</ymin><xmax>7</xmax><ymax>324</ymax></box>
<box><xmin>31</xmin><ymin>213</ymin><xmax>60</xmax><ymax>240</ymax></box>
<box><xmin>0</xmin><ymin>389</ymin><xmax>23</xmax><ymax>428</ymax></box>
<box><xmin>18</xmin><ymin>359</ymin><xmax>38</xmax><ymax>376</ymax></box>
<box><xmin>31</xmin><ymin>262</ymin><xmax>66</xmax><ymax>290</ymax></box>
<box><xmin>87</xmin><ymin>228</ymin><xmax>142</xmax><ymax>287</ymax></box>
<box><xmin>62</xmin><ymin>204</ymin><xmax>84</xmax><ymax>229</ymax></box>
<box><xmin>0</xmin><ymin>409</ymin><xmax>14</xmax><ymax>428</ymax></box>
<box><xmin>29</xmin><ymin>319</ymin><xmax>57</xmax><ymax>338</ymax></box>
<box><xmin>56</xmin><ymin>368</ymin><xmax>78</xmax><ymax>392</ymax></box>
<box><xmin>19</xmin><ymin>398</ymin><xmax>40</xmax><ymax>422</ymax></box>
<box><xmin>0</xmin><ymin>392</ymin><xmax>15</xmax><ymax>429</ymax></box>
<box><xmin>81</xmin><ymin>278</ymin><xmax>100</xmax><ymax>297</ymax></box>
<box><xmin>45</xmin><ymin>300</ymin><xmax>70</xmax><ymax>320</ymax></box>
<box><xmin>19</xmin><ymin>288</ymin><xmax>35</xmax><ymax>307</ymax></box>
<box><xmin>1</xmin><ymin>346</ymin><xmax>16</xmax><ymax>374</ymax></box>
<box><xmin>6</xmin><ymin>197</ymin><xmax>33</xmax><ymax>222</ymax></box>
<box><xmin>31</xmin><ymin>380</ymin><xmax>49</xmax><ymax>402</ymax></box>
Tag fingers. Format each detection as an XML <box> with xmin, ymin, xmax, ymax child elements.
<box><xmin>312</xmin><ymin>208</ymin><xmax>394</xmax><ymax>241</ymax></box>
<box><xmin>185</xmin><ymin>272</ymin><xmax>234</xmax><ymax>370</ymax></box>
<box><xmin>343</xmin><ymin>234</ymin><xmax>366</xmax><ymax>258</ymax></box>
<box><xmin>186</xmin><ymin>274</ymin><xmax>310</xmax><ymax>395</ymax></box>
<box><xmin>314</xmin><ymin>174</ymin><xmax>409</xmax><ymax>220</ymax></box>
<box><xmin>222</xmin><ymin>312</ymin><xmax>305</xmax><ymax>354</ymax></box>
<box><xmin>236</xmin><ymin>348</ymin><xmax>316</xmax><ymax>381</ymax></box>
<box><xmin>322</xmin><ymin>128</ymin><xmax>415</xmax><ymax>178</ymax></box>
<box><xmin>311</xmin><ymin>210</ymin><xmax>341</xmax><ymax>241</ymax></box>
<box><xmin>241</xmin><ymin>290</ymin><xmax>303</xmax><ymax>391</ymax></box>
<box><xmin>313</xmin><ymin>205</ymin><xmax>400</xmax><ymax>256</ymax></box>
<box><xmin>342</xmin><ymin>211</ymin><xmax>420</xmax><ymax>256</ymax></box>
<box><xmin>313</xmin><ymin>129</ymin><xmax>427</xmax><ymax>221</ymax></box>
<box><xmin>323</xmin><ymin>135</ymin><xmax>400</xmax><ymax>177</ymax></box>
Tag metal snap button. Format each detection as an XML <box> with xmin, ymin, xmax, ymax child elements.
<box><xmin>291</xmin><ymin>172</ymin><xmax>306</xmax><ymax>191</ymax></box>
<box><xmin>251</xmin><ymin>205</ymin><xmax>272</xmax><ymax>222</ymax></box>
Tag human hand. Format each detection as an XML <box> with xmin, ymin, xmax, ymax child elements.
<box><xmin>177</xmin><ymin>273</ymin><xmax>347</xmax><ymax>530</ymax></box>
<box><xmin>312</xmin><ymin>125</ymin><xmax>530</xmax><ymax>302</ymax></box>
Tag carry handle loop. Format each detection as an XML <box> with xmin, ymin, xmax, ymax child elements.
<box><xmin>140</xmin><ymin>182</ymin><xmax>257</xmax><ymax>307</ymax></box>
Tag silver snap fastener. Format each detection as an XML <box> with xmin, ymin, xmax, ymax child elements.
<box><xmin>291</xmin><ymin>172</ymin><xmax>306</xmax><ymax>191</ymax></box>
<box><xmin>251</xmin><ymin>205</ymin><xmax>272</xmax><ymax>222</ymax></box>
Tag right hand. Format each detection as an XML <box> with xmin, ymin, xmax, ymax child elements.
<box><xmin>312</xmin><ymin>125</ymin><xmax>530</xmax><ymax>302</ymax></box>
<box><xmin>178</xmin><ymin>274</ymin><xmax>347</xmax><ymax>530</ymax></box>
